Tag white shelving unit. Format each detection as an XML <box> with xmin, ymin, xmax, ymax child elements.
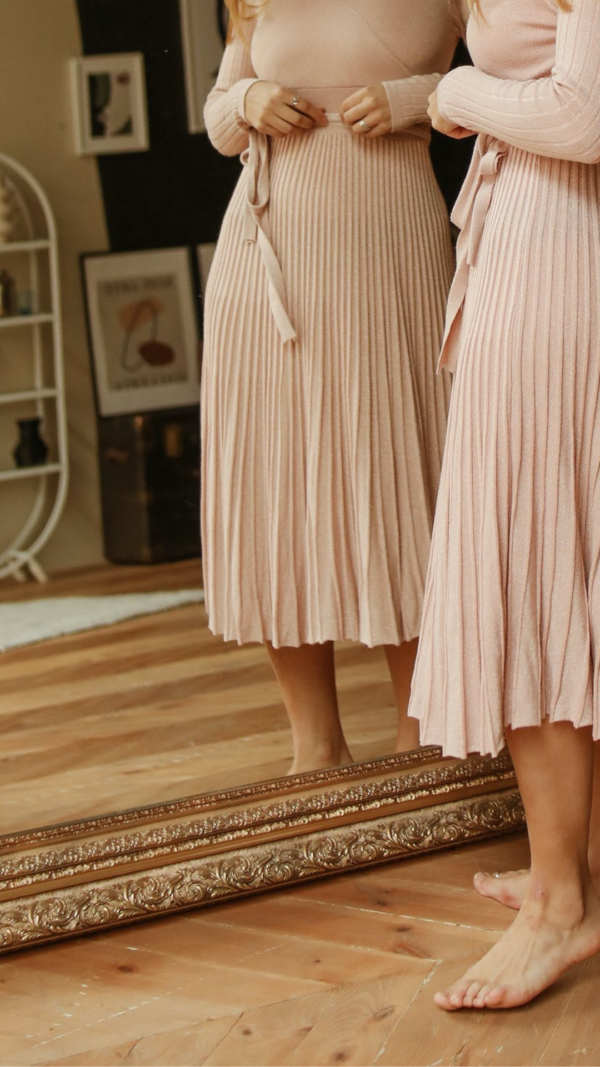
<box><xmin>0</xmin><ymin>152</ymin><xmax>68</xmax><ymax>583</ymax></box>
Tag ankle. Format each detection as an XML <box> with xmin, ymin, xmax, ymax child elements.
<box><xmin>293</xmin><ymin>735</ymin><xmax>350</xmax><ymax>766</ymax></box>
<box><xmin>525</xmin><ymin>873</ymin><xmax>593</xmax><ymax>928</ymax></box>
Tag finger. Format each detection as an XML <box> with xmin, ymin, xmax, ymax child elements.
<box><xmin>343</xmin><ymin>100</ymin><xmax>371</xmax><ymax>127</ymax></box>
<box><xmin>281</xmin><ymin>105</ymin><xmax>317</xmax><ymax>130</ymax></box>
<box><xmin>289</xmin><ymin>95</ymin><xmax>328</xmax><ymax>125</ymax></box>
<box><xmin>441</xmin><ymin>124</ymin><xmax>471</xmax><ymax>139</ymax></box>
<box><xmin>432</xmin><ymin>118</ymin><xmax>456</xmax><ymax>136</ymax></box>
<box><xmin>351</xmin><ymin>114</ymin><xmax>381</xmax><ymax>136</ymax></box>
<box><xmin>363</xmin><ymin>121</ymin><xmax>391</xmax><ymax>139</ymax></box>
<box><xmin>340</xmin><ymin>88</ymin><xmax>366</xmax><ymax>117</ymax></box>
<box><xmin>264</xmin><ymin>116</ymin><xmax>296</xmax><ymax>137</ymax></box>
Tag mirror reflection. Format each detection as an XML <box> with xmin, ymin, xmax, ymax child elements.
<box><xmin>0</xmin><ymin>0</ymin><xmax>473</xmax><ymax>838</ymax></box>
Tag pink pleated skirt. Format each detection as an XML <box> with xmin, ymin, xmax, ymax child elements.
<box><xmin>409</xmin><ymin>145</ymin><xmax>600</xmax><ymax>757</ymax></box>
<box><xmin>202</xmin><ymin>122</ymin><xmax>453</xmax><ymax>647</ymax></box>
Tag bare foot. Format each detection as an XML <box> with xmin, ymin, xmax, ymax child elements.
<box><xmin>435</xmin><ymin>889</ymin><xmax>600</xmax><ymax>1011</ymax></box>
<box><xmin>474</xmin><ymin>866</ymin><xmax>600</xmax><ymax>912</ymax></box>
<box><xmin>394</xmin><ymin>725</ymin><xmax>422</xmax><ymax>754</ymax></box>
<box><xmin>473</xmin><ymin>869</ymin><xmax>530</xmax><ymax>911</ymax></box>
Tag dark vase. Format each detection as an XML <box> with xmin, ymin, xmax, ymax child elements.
<box><xmin>13</xmin><ymin>417</ymin><xmax>48</xmax><ymax>468</ymax></box>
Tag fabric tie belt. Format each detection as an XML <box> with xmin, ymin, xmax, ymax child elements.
<box><xmin>241</xmin><ymin>85</ymin><xmax>418</xmax><ymax>346</ymax></box>
<box><xmin>438</xmin><ymin>134</ymin><xmax>508</xmax><ymax>372</ymax></box>
<box><xmin>242</xmin><ymin>130</ymin><xmax>297</xmax><ymax>344</ymax></box>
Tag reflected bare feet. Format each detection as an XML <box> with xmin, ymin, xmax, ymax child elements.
<box><xmin>287</xmin><ymin>744</ymin><xmax>354</xmax><ymax>776</ymax></box>
<box><xmin>435</xmin><ymin>887</ymin><xmax>600</xmax><ymax>1011</ymax></box>
<box><xmin>394</xmin><ymin>727</ymin><xmax>422</xmax><ymax>754</ymax></box>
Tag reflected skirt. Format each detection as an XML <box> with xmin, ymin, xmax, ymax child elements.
<box><xmin>409</xmin><ymin>147</ymin><xmax>600</xmax><ymax>757</ymax></box>
<box><xmin>202</xmin><ymin>124</ymin><xmax>453</xmax><ymax>647</ymax></box>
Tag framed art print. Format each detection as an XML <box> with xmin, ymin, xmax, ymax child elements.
<box><xmin>82</xmin><ymin>248</ymin><xmax>200</xmax><ymax>417</ymax></box>
<box><xmin>71</xmin><ymin>53</ymin><xmax>149</xmax><ymax>156</ymax></box>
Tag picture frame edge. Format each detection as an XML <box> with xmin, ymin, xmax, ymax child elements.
<box><xmin>0</xmin><ymin>786</ymin><xmax>525</xmax><ymax>955</ymax></box>
<box><xmin>80</xmin><ymin>246</ymin><xmax>200</xmax><ymax>417</ymax></box>
<box><xmin>69</xmin><ymin>52</ymin><xmax>150</xmax><ymax>157</ymax></box>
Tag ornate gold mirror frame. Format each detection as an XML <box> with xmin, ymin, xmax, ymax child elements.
<box><xmin>0</xmin><ymin>748</ymin><xmax>523</xmax><ymax>953</ymax></box>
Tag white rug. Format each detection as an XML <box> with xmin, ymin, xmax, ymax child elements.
<box><xmin>0</xmin><ymin>589</ymin><xmax>205</xmax><ymax>652</ymax></box>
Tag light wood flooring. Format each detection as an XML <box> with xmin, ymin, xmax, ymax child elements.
<box><xmin>2</xmin><ymin>830</ymin><xmax>600</xmax><ymax>1067</ymax></box>
<box><xmin>0</xmin><ymin>561</ymin><xmax>401</xmax><ymax>835</ymax></box>
<box><xmin>2</xmin><ymin>563</ymin><xmax>600</xmax><ymax>1065</ymax></box>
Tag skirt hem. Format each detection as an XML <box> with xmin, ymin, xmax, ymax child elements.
<box><xmin>208</xmin><ymin>620</ymin><xmax>421</xmax><ymax>650</ymax></box>
<box><xmin>409</xmin><ymin>706</ymin><xmax>598</xmax><ymax>761</ymax></box>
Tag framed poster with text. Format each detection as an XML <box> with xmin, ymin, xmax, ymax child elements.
<box><xmin>82</xmin><ymin>248</ymin><xmax>201</xmax><ymax>416</ymax></box>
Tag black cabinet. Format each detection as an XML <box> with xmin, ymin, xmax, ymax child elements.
<box><xmin>97</xmin><ymin>408</ymin><xmax>200</xmax><ymax>564</ymax></box>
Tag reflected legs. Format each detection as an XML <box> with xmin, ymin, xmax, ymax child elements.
<box><xmin>385</xmin><ymin>639</ymin><xmax>420</xmax><ymax>752</ymax></box>
<box><xmin>268</xmin><ymin>640</ymin><xmax>421</xmax><ymax>774</ymax></box>
<box><xmin>266</xmin><ymin>642</ymin><xmax>353</xmax><ymax>775</ymax></box>
<box><xmin>436</xmin><ymin>721</ymin><xmax>600</xmax><ymax>1010</ymax></box>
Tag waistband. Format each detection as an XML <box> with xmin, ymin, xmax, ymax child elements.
<box><xmin>298</xmin><ymin>85</ymin><xmax>428</xmax><ymax>142</ymax></box>
<box><xmin>242</xmin><ymin>86</ymin><xmax>428</xmax><ymax>345</ymax></box>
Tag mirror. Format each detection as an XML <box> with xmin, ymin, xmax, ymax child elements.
<box><xmin>0</xmin><ymin>0</ymin><xmax>521</xmax><ymax>953</ymax></box>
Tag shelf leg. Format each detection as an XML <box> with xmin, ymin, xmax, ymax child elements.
<box><xmin>28</xmin><ymin>557</ymin><xmax>48</xmax><ymax>583</ymax></box>
<box><xmin>10</xmin><ymin>551</ymin><xmax>49</xmax><ymax>584</ymax></box>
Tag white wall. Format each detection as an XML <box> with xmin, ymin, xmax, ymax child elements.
<box><xmin>0</xmin><ymin>0</ymin><xmax>109</xmax><ymax>575</ymax></box>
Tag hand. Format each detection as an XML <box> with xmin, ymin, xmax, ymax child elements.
<box><xmin>244</xmin><ymin>82</ymin><xmax>328</xmax><ymax>137</ymax></box>
<box><xmin>340</xmin><ymin>84</ymin><xmax>392</xmax><ymax>138</ymax></box>
<box><xmin>427</xmin><ymin>89</ymin><xmax>473</xmax><ymax>139</ymax></box>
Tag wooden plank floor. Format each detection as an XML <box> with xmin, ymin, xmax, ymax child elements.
<box><xmin>1</xmin><ymin>830</ymin><xmax>599</xmax><ymax>1067</ymax></box>
<box><xmin>0</xmin><ymin>561</ymin><xmax>399</xmax><ymax>835</ymax></box>
<box><xmin>2</xmin><ymin>563</ymin><xmax>599</xmax><ymax>1065</ymax></box>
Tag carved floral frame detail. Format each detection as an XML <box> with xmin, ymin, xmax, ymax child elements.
<box><xmin>0</xmin><ymin>748</ymin><xmax>524</xmax><ymax>952</ymax></box>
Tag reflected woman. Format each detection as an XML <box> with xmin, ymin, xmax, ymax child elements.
<box><xmin>409</xmin><ymin>0</ymin><xmax>600</xmax><ymax>1010</ymax></box>
<box><xmin>202</xmin><ymin>0</ymin><xmax>467</xmax><ymax>773</ymax></box>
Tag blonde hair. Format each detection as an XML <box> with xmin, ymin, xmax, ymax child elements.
<box><xmin>224</xmin><ymin>0</ymin><xmax>268</xmax><ymax>41</ymax></box>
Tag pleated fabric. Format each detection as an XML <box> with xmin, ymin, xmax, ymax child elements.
<box><xmin>410</xmin><ymin>146</ymin><xmax>600</xmax><ymax>757</ymax></box>
<box><xmin>202</xmin><ymin>122</ymin><xmax>453</xmax><ymax>647</ymax></box>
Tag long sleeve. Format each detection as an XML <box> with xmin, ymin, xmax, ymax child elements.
<box><xmin>383</xmin><ymin>0</ymin><xmax>465</xmax><ymax>134</ymax></box>
<box><xmin>383</xmin><ymin>73</ymin><xmax>443</xmax><ymax>133</ymax></box>
<box><xmin>203</xmin><ymin>24</ymin><xmax>260</xmax><ymax>157</ymax></box>
<box><xmin>437</xmin><ymin>0</ymin><xmax>600</xmax><ymax>164</ymax></box>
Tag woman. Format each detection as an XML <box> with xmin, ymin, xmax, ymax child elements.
<box><xmin>202</xmin><ymin>0</ymin><xmax>466</xmax><ymax>772</ymax></box>
<box><xmin>409</xmin><ymin>0</ymin><xmax>600</xmax><ymax>1010</ymax></box>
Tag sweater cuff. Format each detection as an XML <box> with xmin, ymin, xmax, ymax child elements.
<box><xmin>383</xmin><ymin>74</ymin><xmax>442</xmax><ymax>133</ymax></box>
<box><xmin>234</xmin><ymin>77</ymin><xmax>261</xmax><ymax>124</ymax></box>
<box><xmin>437</xmin><ymin>67</ymin><xmax>472</xmax><ymax>125</ymax></box>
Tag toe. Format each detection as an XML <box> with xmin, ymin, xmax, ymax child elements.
<box><xmin>472</xmin><ymin>983</ymin><xmax>494</xmax><ymax>1009</ymax></box>
<box><xmin>434</xmin><ymin>990</ymin><xmax>455</xmax><ymax>1011</ymax></box>
<box><xmin>473</xmin><ymin>871</ymin><xmax>490</xmax><ymax>889</ymax></box>
<box><xmin>473</xmin><ymin>872</ymin><xmax>498</xmax><ymax>899</ymax></box>
<box><xmin>484</xmin><ymin>985</ymin><xmax>509</xmax><ymax>1008</ymax></box>
<box><xmin>437</xmin><ymin>979</ymin><xmax>475</xmax><ymax>1011</ymax></box>
<box><xmin>462</xmin><ymin>981</ymin><xmax>483</xmax><ymax>1008</ymax></box>
<box><xmin>434</xmin><ymin>987</ymin><xmax>464</xmax><ymax>1011</ymax></box>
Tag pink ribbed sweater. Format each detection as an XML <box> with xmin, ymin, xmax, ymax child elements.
<box><xmin>205</xmin><ymin>0</ymin><xmax>468</xmax><ymax>155</ymax></box>
<box><xmin>200</xmin><ymin>0</ymin><xmax>466</xmax><ymax>648</ymax></box>
<box><xmin>409</xmin><ymin>0</ymin><xmax>600</xmax><ymax>757</ymax></box>
<box><xmin>438</xmin><ymin>0</ymin><xmax>600</xmax><ymax>164</ymax></box>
